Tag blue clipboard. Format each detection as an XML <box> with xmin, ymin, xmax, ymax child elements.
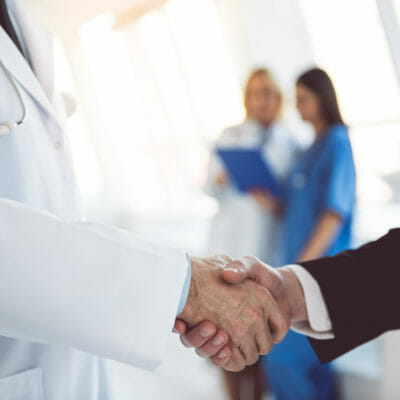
<box><xmin>217</xmin><ymin>148</ymin><xmax>285</xmax><ymax>198</ymax></box>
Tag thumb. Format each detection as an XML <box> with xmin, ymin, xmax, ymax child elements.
<box><xmin>173</xmin><ymin>319</ymin><xmax>187</xmax><ymax>334</ymax></box>
<box><xmin>221</xmin><ymin>260</ymin><xmax>250</xmax><ymax>284</ymax></box>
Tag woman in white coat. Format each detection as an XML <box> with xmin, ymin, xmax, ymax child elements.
<box><xmin>206</xmin><ymin>69</ymin><xmax>299</xmax><ymax>266</ymax></box>
<box><xmin>206</xmin><ymin>69</ymin><xmax>300</xmax><ymax>400</ymax></box>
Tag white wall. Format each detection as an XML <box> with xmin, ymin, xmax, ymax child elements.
<box><xmin>216</xmin><ymin>0</ymin><xmax>315</xmax><ymax>144</ymax></box>
<box><xmin>217</xmin><ymin>0</ymin><xmax>315</xmax><ymax>90</ymax></box>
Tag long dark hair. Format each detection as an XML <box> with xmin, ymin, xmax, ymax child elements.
<box><xmin>297</xmin><ymin>68</ymin><xmax>344</xmax><ymax>126</ymax></box>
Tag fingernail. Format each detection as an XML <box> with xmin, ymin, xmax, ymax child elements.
<box><xmin>200</xmin><ymin>326</ymin><xmax>214</xmax><ymax>338</ymax></box>
<box><xmin>196</xmin><ymin>348</ymin><xmax>206</xmax><ymax>357</ymax></box>
<box><xmin>218</xmin><ymin>351</ymin><xmax>226</xmax><ymax>359</ymax></box>
<box><xmin>181</xmin><ymin>336</ymin><xmax>190</xmax><ymax>347</ymax></box>
<box><xmin>212</xmin><ymin>335</ymin><xmax>224</xmax><ymax>346</ymax></box>
<box><xmin>224</xmin><ymin>268</ymin><xmax>239</xmax><ymax>273</ymax></box>
<box><xmin>173</xmin><ymin>328</ymin><xmax>178</xmax><ymax>333</ymax></box>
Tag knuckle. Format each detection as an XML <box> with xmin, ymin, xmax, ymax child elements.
<box><xmin>245</xmin><ymin>305</ymin><xmax>263</xmax><ymax>322</ymax></box>
<box><xmin>230</xmin><ymin>334</ymin><xmax>241</xmax><ymax>348</ymax></box>
<box><xmin>262</xmin><ymin>288</ymin><xmax>273</xmax><ymax>302</ymax></box>
<box><xmin>256</xmin><ymin>287</ymin><xmax>271</xmax><ymax>303</ymax></box>
<box><xmin>231</xmin><ymin>358</ymin><xmax>246</xmax><ymax>372</ymax></box>
<box><xmin>237</xmin><ymin>322</ymin><xmax>250</xmax><ymax>339</ymax></box>
<box><xmin>259</xmin><ymin>340</ymin><xmax>273</xmax><ymax>355</ymax></box>
<box><xmin>284</xmin><ymin>317</ymin><xmax>291</xmax><ymax>332</ymax></box>
<box><xmin>247</xmin><ymin>353</ymin><xmax>259</xmax><ymax>366</ymax></box>
<box><xmin>278</xmin><ymin>315</ymin><xmax>291</xmax><ymax>336</ymax></box>
<box><xmin>266</xmin><ymin>341</ymin><xmax>273</xmax><ymax>353</ymax></box>
<box><xmin>261</xmin><ymin>336</ymin><xmax>273</xmax><ymax>353</ymax></box>
<box><xmin>257</xmin><ymin>340</ymin><xmax>267</xmax><ymax>354</ymax></box>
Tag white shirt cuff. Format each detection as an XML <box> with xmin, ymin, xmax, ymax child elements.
<box><xmin>286</xmin><ymin>264</ymin><xmax>335</xmax><ymax>340</ymax></box>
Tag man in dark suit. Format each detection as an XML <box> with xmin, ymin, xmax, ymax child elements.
<box><xmin>175</xmin><ymin>229</ymin><xmax>400</xmax><ymax>369</ymax></box>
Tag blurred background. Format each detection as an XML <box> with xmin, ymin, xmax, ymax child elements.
<box><xmin>25</xmin><ymin>0</ymin><xmax>400</xmax><ymax>398</ymax></box>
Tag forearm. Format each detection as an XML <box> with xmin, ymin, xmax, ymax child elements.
<box><xmin>301</xmin><ymin>228</ymin><xmax>400</xmax><ymax>362</ymax></box>
<box><xmin>298</xmin><ymin>211</ymin><xmax>343</xmax><ymax>262</ymax></box>
<box><xmin>0</xmin><ymin>199</ymin><xmax>188</xmax><ymax>368</ymax></box>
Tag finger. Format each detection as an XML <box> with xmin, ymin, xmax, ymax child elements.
<box><xmin>239</xmin><ymin>337</ymin><xmax>259</xmax><ymax>366</ymax></box>
<box><xmin>259</xmin><ymin>290</ymin><xmax>290</xmax><ymax>344</ymax></box>
<box><xmin>255</xmin><ymin>322</ymin><xmax>273</xmax><ymax>355</ymax></box>
<box><xmin>222</xmin><ymin>256</ymin><xmax>267</xmax><ymax>285</ymax></box>
<box><xmin>224</xmin><ymin>347</ymin><xmax>246</xmax><ymax>372</ymax></box>
<box><xmin>173</xmin><ymin>319</ymin><xmax>187</xmax><ymax>334</ymax></box>
<box><xmin>216</xmin><ymin>254</ymin><xmax>232</xmax><ymax>264</ymax></box>
<box><xmin>210</xmin><ymin>345</ymin><xmax>231</xmax><ymax>367</ymax></box>
<box><xmin>180</xmin><ymin>321</ymin><xmax>217</xmax><ymax>348</ymax></box>
<box><xmin>268</xmin><ymin>303</ymin><xmax>290</xmax><ymax>343</ymax></box>
<box><xmin>221</xmin><ymin>260</ymin><xmax>249</xmax><ymax>284</ymax></box>
<box><xmin>195</xmin><ymin>329</ymin><xmax>229</xmax><ymax>358</ymax></box>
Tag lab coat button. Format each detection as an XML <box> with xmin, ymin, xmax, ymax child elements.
<box><xmin>54</xmin><ymin>141</ymin><xmax>63</xmax><ymax>150</ymax></box>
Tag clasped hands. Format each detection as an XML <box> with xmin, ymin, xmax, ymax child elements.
<box><xmin>175</xmin><ymin>256</ymin><xmax>307</xmax><ymax>371</ymax></box>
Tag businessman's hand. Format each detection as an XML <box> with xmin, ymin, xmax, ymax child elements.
<box><xmin>177</xmin><ymin>256</ymin><xmax>290</xmax><ymax>371</ymax></box>
<box><xmin>176</xmin><ymin>257</ymin><xmax>306</xmax><ymax>369</ymax></box>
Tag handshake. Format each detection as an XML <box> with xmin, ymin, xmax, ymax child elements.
<box><xmin>174</xmin><ymin>256</ymin><xmax>308</xmax><ymax>372</ymax></box>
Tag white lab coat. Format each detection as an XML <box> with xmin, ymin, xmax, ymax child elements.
<box><xmin>0</xmin><ymin>1</ymin><xmax>188</xmax><ymax>399</ymax></box>
<box><xmin>206</xmin><ymin>120</ymin><xmax>300</xmax><ymax>265</ymax></box>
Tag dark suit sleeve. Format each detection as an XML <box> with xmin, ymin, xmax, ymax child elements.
<box><xmin>299</xmin><ymin>228</ymin><xmax>400</xmax><ymax>363</ymax></box>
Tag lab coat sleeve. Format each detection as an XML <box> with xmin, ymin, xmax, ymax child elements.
<box><xmin>0</xmin><ymin>198</ymin><xmax>188</xmax><ymax>370</ymax></box>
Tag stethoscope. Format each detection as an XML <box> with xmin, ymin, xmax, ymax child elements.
<box><xmin>0</xmin><ymin>59</ymin><xmax>26</xmax><ymax>137</ymax></box>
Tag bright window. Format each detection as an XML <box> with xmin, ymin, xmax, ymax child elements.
<box><xmin>77</xmin><ymin>0</ymin><xmax>244</xmax><ymax>216</ymax></box>
<box><xmin>300</xmin><ymin>0</ymin><xmax>400</xmax><ymax>238</ymax></box>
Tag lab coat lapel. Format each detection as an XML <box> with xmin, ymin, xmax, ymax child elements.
<box><xmin>8</xmin><ymin>0</ymin><xmax>55</xmax><ymax>102</ymax></box>
<box><xmin>0</xmin><ymin>5</ymin><xmax>61</xmax><ymax>128</ymax></box>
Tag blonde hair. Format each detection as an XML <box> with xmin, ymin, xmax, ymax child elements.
<box><xmin>244</xmin><ymin>68</ymin><xmax>283</xmax><ymax>119</ymax></box>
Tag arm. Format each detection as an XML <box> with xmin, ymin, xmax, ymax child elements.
<box><xmin>297</xmin><ymin>211</ymin><xmax>343</xmax><ymax>262</ymax></box>
<box><xmin>180</xmin><ymin>229</ymin><xmax>400</xmax><ymax>364</ymax></box>
<box><xmin>301</xmin><ymin>228</ymin><xmax>400</xmax><ymax>362</ymax></box>
<box><xmin>0</xmin><ymin>199</ymin><xmax>189</xmax><ymax>370</ymax></box>
<box><xmin>0</xmin><ymin>199</ymin><xmax>288</xmax><ymax>371</ymax></box>
<box><xmin>251</xmin><ymin>189</ymin><xmax>284</xmax><ymax>214</ymax></box>
<box><xmin>227</xmin><ymin>230</ymin><xmax>400</xmax><ymax>362</ymax></box>
<box><xmin>298</xmin><ymin>130</ymin><xmax>355</xmax><ymax>264</ymax></box>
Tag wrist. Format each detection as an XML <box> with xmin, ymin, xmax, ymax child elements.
<box><xmin>178</xmin><ymin>257</ymin><xmax>200</xmax><ymax>322</ymax></box>
<box><xmin>279</xmin><ymin>267</ymin><xmax>308</xmax><ymax>323</ymax></box>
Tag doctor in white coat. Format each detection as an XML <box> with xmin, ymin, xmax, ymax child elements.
<box><xmin>206</xmin><ymin>69</ymin><xmax>300</xmax><ymax>266</ymax></box>
<box><xmin>0</xmin><ymin>0</ymin><xmax>190</xmax><ymax>398</ymax></box>
<box><xmin>0</xmin><ymin>1</ymin><xmax>289</xmax><ymax>398</ymax></box>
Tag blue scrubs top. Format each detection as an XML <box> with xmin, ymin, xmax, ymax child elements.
<box><xmin>280</xmin><ymin>123</ymin><xmax>356</xmax><ymax>265</ymax></box>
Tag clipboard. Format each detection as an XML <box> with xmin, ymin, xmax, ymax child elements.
<box><xmin>217</xmin><ymin>148</ymin><xmax>285</xmax><ymax>198</ymax></box>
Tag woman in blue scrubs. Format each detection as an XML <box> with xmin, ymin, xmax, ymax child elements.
<box><xmin>254</xmin><ymin>68</ymin><xmax>356</xmax><ymax>400</ymax></box>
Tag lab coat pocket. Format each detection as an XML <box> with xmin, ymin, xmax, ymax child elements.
<box><xmin>0</xmin><ymin>368</ymin><xmax>43</xmax><ymax>400</ymax></box>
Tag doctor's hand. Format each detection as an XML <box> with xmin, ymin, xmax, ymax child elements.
<box><xmin>175</xmin><ymin>257</ymin><xmax>306</xmax><ymax>369</ymax></box>
<box><xmin>251</xmin><ymin>189</ymin><xmax>282</xmax><ymax>213</ymax></box>
<box><xmin>215</xmin><ymin>172</ymin><xmax>228</xmax><ymax>186</ymax></box>
<box><xmin>221</xmin><ymin>257</ymin><xmax>307</xmax><ymax>324</ymax></box>
<box><xmin>174</xmin><ymin>319</ymin><xmax>235</xmax><ymax>368</ymax></box>
<box><xmin>177</xmin><ymin>256</ymin><xmax>289</xmax><ymax>371</ymax></box>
